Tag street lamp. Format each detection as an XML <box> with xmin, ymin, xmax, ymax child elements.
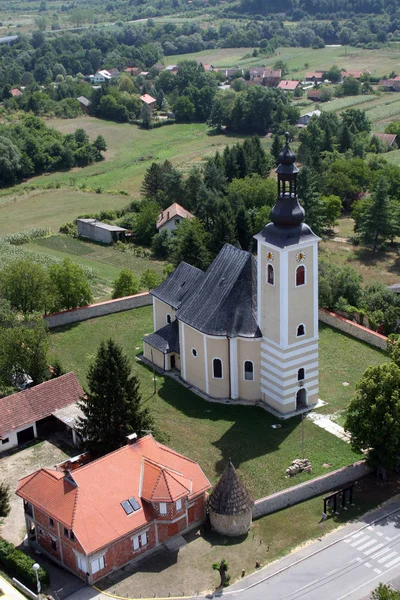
<box><xmin>32</xmin><ymin>563</ymin><xmax>41</xmax><ymax>600</ymax></box>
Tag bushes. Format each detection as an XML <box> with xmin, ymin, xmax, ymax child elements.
<box><xmin>0</xmin><ymin>228</ymin><xmax>52</xmax><ymax>246</ymax></box>
<box><xmin>0</xmin><ymin>538</ymin><xmax>49</xmax><ymax>590</ymax></box>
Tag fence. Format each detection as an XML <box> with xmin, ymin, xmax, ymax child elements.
<box><xmin>253</xmin><ymin>460</ymin><xmax>372</xmax><ymax>519</ymax></box>
<box><xmin>43</xmin><ymin>292</ymin><xmax>152</xmax><ymax>328</ymax></box>
<box><xmin>319</xmin><ymin>308</ymin><xmax>388</xmax><ymax>350</ymax></box>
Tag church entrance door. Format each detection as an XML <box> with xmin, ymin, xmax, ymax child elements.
<box><xmin>296</xmin><ymin>388</ymin><xmax>307</xmax><ymax>410</ymax></box>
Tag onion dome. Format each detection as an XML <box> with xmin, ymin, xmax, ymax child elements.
<box><xmin>270</xmin><ymin>132</ymin><xmax>304</xmax><ymax>229</ymax></box>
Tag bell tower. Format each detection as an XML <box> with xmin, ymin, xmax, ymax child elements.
<box><xmin>254</xmin><ymin>133</ymin><xmax>320</xmax><ymax>416</ymax></box>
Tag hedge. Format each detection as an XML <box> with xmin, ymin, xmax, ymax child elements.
<box><xmin>0</xmin><ymin>538</ymin><xmax>49</xmax><ymax>591</ymax></box>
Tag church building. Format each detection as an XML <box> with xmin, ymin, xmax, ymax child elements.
<box><xmin>143</xmin><ymin>136</ymin><xmax>320</xmax><ymax>417</ymax></box>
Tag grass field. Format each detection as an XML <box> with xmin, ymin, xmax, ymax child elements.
<box><xmin>167</xmin><ymin>45</ymin><xmax>400</xmax><ymax>79</ymax></box>
<box><xmin>0</xmin><ymin>118</ymin><xmax>271</xmax><ymax>236</ymax></box>
<box><xmin>49</xmin><ymin>306</ymin><xmax>378</xmax><ymax>499</ymax></box>
<box><xmin>23</xmin><ymin>234</ymin><xmax>165</xmax><ymax>300</ymax></box>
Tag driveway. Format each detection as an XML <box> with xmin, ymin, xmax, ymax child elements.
<box><xmin>0</xmin><ymin>435</ymin><xmax>75</xmax><ymax>545</ymax></box>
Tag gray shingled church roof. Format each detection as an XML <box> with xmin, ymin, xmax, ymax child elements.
<box><xmin>176</xmin><ymin>244</ymin><xmax>261</xmax><ymax>338</ymax></box>
<box><xmin>208</xmin><ymin>460</ymin><xmax>254</xmax><ymax>516</ymax></box>
<box><xmin>151</xmin><ymin>262</ymin><xmax>204</xmax><ymax>310</ymax></box>
<box><xmin>144</xmin><ymin>321</ymin><xmax>179</xmax><ymax>354</ymax></box>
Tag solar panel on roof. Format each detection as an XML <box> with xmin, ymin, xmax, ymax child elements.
<box><xmin>121</xmin><ymin>500</ymin><xmax>134</xmax><ymax>515</ymax></box>
<box><xmin>129</xmin><ymin>497</ymin><xmax>140</xmax><ymax>511</ymax></box>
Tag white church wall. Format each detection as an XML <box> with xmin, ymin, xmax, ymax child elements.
<box><xmin>287</xmin><ymin>244</ymin><xmax>316</xmax><ymax>346</ymax></box>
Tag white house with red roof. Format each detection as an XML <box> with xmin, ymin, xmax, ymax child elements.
<box><xmin>16</xmin><ymin>435</ymin><xmax>210</xmax><ymax>583</ymax></box>
<box><xmin>156</xmin><ymin>203</ymin><xmax>194</xmax><ymax>234</ymax></box>
<box><xmin>0</xmin><ymin>373</ymin><xmax>83</xmax><ymax>453</ymax></box>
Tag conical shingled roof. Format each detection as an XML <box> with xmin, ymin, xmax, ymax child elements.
<box><xmin>208</xmin><ymin>461</ymin><xmax>254</xmax><ymax>516</ymax></box>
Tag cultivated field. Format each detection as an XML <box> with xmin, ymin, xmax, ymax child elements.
<box><xmin>49</xmin><ymin>306</ymin><xmax>383</xmax><ymax>499</ymax></box>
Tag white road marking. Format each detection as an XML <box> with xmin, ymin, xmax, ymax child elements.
<box><xmin>291</xmin><ymin>578</ymin><xmax>319</xmax><ymax>594</ymax></box>
<box><xmin>364</xmin><ymin>543</ymin><xmax>384</xmax><ymax>556</ymax></box>
<box><xmin>357</xmin><ymin>539</ymin><xmax>377</xmax><ymax>552</ymax></box>
<box><xmin>385</xmin><ymin>536</ymin><xmax>393</xmax><ymax>541</ymax></box>
<box><xmin>351</xmin><ymin>535</ymin><xmax>370</xmax><ymax>548</ymax></box>
<box><xmin>373</xmin><ymin>568</ymin><xmax>382</xmax><ymax>574</ymax></box>
<box><xmin>371</xmin><ymin>548</ymin><xmax>392</xmax><ymax>560</ymax></box>
<box><xmin>376</xmin><ymin>532</ymin><xmax>384</xmax><ymax>537</ymax></box>
<box><xmin>326</xmin><ymin>569</ymin><xmax>338</xmax><ymax>576</ymax></box>
<box><xmin>378</xmin><ymin>551</ymin><xmax>397</xmax><ymax>564</ymax></box>
<box><xmin>367</xmin><ymin>526</ymin><xmax>374</xmax><ymax>531</ymax></box>
<box><xmin>384</xmin><ymin>556</ymin><xmax>400</xmax><ymax>569</ymax></box>
<box><xmin>351</xmin><ymin>532</ymin><xmax>364</xmax><ymax>539</ymax></box>
<box><xmin>355</xmin><ymin>557</ymin><xmax>362</xmax><ymax>562</ymax></box>
<box><xmin>337</xmin><ymin>555</ymin><xmax>400</xmax><ymax>599</ymax></box>
<box><xmin>365</xmin><ymin>562</ymin><xmax>372</xmax><ymax>568</ymax></box>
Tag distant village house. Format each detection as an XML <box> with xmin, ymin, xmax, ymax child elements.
<box><xmin>297</xmin><ymin>109</ymin><xmax>321</xmax><ymax>126</ymax></box>
<box><xmin>140</xmin><ymin>94</ymin><xmax>157</xmax><ymax>110</ymax></box>
<box><xmin>76</xmin><ymin>96</ymin><xmax>91</xmax><ymax>113</ymax></box>
<box><xmin>277</xmin><ymin>80</ymin><xmax>300</xmax><ymax>92</ymax></box>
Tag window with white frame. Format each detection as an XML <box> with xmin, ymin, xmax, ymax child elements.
<box><xmin>176</xmin><ymin>498</ymin><xmax>182</xmax><ymax>511</ymax></box>
<box><xmin>90</xmin><ymin>556</ymin><xmax>105</xmax><ymax>574</ymax></box>
<box><xmin>244</xmin><ymin>360</ymin><xmax>254</xmax><ymax>381</ymax></box>
<box><xmin>296</xmin><ymin>324</ymin><xmax>305</xmax><ymax>337</ymax></box>
<box><xmin>133</xmin><ymin>532</ymin><xmax>148</xmax><ymax>551</ymax></box>
<box><xmin>213</xmin><ymin>358</ymin><xmax>223</xmax><ymax>379</ymax></box>
<box><xmin>160</xmin><ymin>502</ymin><xmax>167</xmax><ymax>515</ymax></box>
<box><xmin>77</xmin><ymin>555</ymin><xmax>86</xmax><ymax>572</ymax></box>
<box><xmin>296</xmin><ymin>265</ymin><xmax>306</xmax><ymax>287</ymax></box>
<box><xmin>267</xmin><ymin>264</ymin><xmax>274</xmax><ymax>285</ymax></box>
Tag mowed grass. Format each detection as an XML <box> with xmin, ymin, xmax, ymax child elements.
<box><xmin>0</xmin><ymin>189</ymin><xmax>129</xmax><ymax>236</ymax></box>
<box><xmin>49</xmin><ymin>307</ymin><xmax>365</xmax><ymax>499</ymax></box>
<box><xmin>23</xmin><ymin>235</ymin><xmax>166</xmax><ymax>301</ymax></box>
<box><xmin>318</xmin><ymin>323</ymin><xmax>387</xmax><ymax>415</ymax></box>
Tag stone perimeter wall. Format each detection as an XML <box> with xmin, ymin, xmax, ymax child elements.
<box><xmin>253</xmin><ymin>460</ymin><xmax>372</xmax><ymax>519</ymax></box>
<box><xmin>43</xmin><ymin>292</ymin><xmax>152</xmax><ymax>328</ymax></box>
<box><xmin>318</xmin><ymin>308</ymin><xmax>388</xmax><ymax>350</ymax></box>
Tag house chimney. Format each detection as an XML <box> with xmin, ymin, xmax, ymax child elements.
<box><xmin>126</xmin><ymin>433</ymin><xmax>138</xmax><ymax>444</ymax></box>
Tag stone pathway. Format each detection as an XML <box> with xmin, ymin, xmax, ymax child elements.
<box><xmin>307</xmin><ymin>412</ymin><xmax>351</xmax><ymax>443</ymax></box>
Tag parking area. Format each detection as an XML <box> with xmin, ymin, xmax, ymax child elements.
<box><xmin>0</xmin><ymin>436</ymin><xmax>75</xmax><ymax>545</ymax></box>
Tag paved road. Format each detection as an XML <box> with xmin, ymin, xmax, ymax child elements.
<box><xmin>228</xmin><ymin>502</ymin><xmax>400</xmax><ymax>600</ymax></box>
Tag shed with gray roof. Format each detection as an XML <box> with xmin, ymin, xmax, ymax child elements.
<box><xmin>77</xmin><ymin>218</ymin><xmax>127</xmax><ymax>245</ymax></box>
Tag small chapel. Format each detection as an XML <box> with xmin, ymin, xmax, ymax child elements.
<box><xmin>143</xmin><ymin>135</ymin><xmax>320</xmax><ymax>417</ymax></box>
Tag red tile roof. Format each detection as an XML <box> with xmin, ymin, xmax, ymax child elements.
<box><xmin>341</xmin><ymin>70</ymin><xmax>369</xmax><ymax>79</ymax></box>
<box><xmin>156</xmin><ymin>203</ymin><xmax>194</xmax><ymax>229</ymax></box>
<box><xmin>305</xmin><ymin>71</ymin><xmax>325</xmax><ymax>79</ymax></box>
<box><xmin>374</xmin><ymin>132</ymin><xmax>397</xmax><ymax>146</ymax></box>
<box><xmin>277</xmin><ymin>80</ymin><xmax>300</xmax><ymax>90</ymax></box>
<box><xmin>16</xmin><ymin>435</ymin><xmax>210</xmax><ymax>554</ymax></box>
<box><xmin>140</xmin><ymin>94</ymin><xmax>156</xmax><ymax>105</ymax></box>
<box><xmin>0</xmin><ymin>373</ymin><xmax>84</xmax><ymax>438</ymax></box>
<box><xmin>10</xmin><ymin>88</ymin><xmax>22</xmax><ymax>97</ymax></box>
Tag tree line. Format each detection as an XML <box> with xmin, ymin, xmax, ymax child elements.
<box><xmin>0</xmin><ymin>117</ymin><xmax>106</xmax><ymax>187</ymax></box>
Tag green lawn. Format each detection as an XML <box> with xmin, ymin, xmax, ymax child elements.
<box><xmin>23</xmin><ymin>235</ymin><xmax>166</xmax><ymax>301</ymax></box>
<box><xmin>318</xmin><ymin>323</ymin><xmax>388</xmax><ymax>415</ymax></box>
<box><xmin>49</xmin><ymin>307</ymin><xmax>371</xmax><ymax>499</ymax></box>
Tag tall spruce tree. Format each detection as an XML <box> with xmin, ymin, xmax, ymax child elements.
<box><xmin>77</xmin><ymin>339</ymin><xmax>155</xmax><ymax>456</ymax></box>
<box><xmin>356</xmin><ymin>177</ymin><xmax>397</xmax><ymax>252</ymax></box>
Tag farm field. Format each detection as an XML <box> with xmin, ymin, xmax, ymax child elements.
<box><xmin>49</xmin><ymin>306</ymin><xmax>377</xmax><ymax>499</ymax></box>
<box><xmin>0</xmin><ymin>119</ymin><xmax>264</xmax><ymax>235</ymax></box>
<box><xmin>167</xmin><ymin>45</ymin><xmax>400</xmax><ymax>79</ymax></box>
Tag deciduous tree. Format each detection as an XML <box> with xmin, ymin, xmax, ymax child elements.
<box><xmin>112</xmin><ymin>270</ymin><xmax>139</xmax><ymax>299</ymax></box>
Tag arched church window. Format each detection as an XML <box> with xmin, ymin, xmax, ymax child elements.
<box><xmin>297</xmin><ymin>324</ymin><xmax>305</xmax><ymax>337</ymax></box>
<box><xmin>298</xmin><ymin>368</ymin><xmax>305</xmax><ymax>381</ymax></box>
<box><xmin>166</xmin><ymin>313</ymin><xmax>172</xmax><ymax>324</ymax></box>
<box><xmin>267</xmin><ymin>264</ymin><xmax>274</xmax><ymax>285</ymax></box>
<box><xmin>296</xmin><ymin>265</ymin><xmax>305</xmax><ymax>286</ymax></box>
<box><xmin>244</xmin><ymin>361</ymin><xmax>254</xmax><ymax>381</ymax></box>
<box><xmin>213</xmin><ymin>358</ymin><xmax>223</xmax><ymax>379</ymax></box>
